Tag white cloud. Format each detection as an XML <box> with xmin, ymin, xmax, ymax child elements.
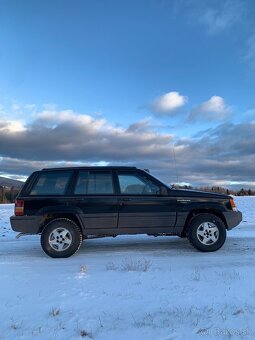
<box><xmin>0</xmin><ymin>119</ymin><xmax>26</xmax><ymax>133</ymax></box>
<box><xmin>11</xmin><ymin>102</ymin><xmax>36</xmax><ymax>113</ymax></box>
<box><xmin>194</xmin><ymin>0</ymin><xmax>245</xmax><ymax>35</ymax></box>
<box><xmin>150</xmin><ymin>91</ymin><xmax>188</xmax><ymax>115</ymax></box>
<box><xmin>189</xmin><ymin>96</ymin><xmax>232</xmax><ymax>121</ymax></box>
<box><xmin>201</xmin><ymin>96</ymin><xmax>229</xmax><ymax>114</ymax></box>
<box><xmin>244</xmin><ymin>32</ymin><xmax>255</xmax><ymax>69</ymax></box>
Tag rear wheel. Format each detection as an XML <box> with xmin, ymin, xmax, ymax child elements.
<box><xmin>41</xmin><ymin>218</ymin><xmax>83</xmax><ymax>258</ymax></box>
<box><xmin>187</xmin><ymin>214</ymin><xmax>226</xmax><ymax>252</ymax></box>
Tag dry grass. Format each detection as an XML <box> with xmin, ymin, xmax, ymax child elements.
<box><xmin>80</xmin><ymin>330</ymin><xmax>93</xmax><ymax>338</ymax></box>
<box><xmin>80</xmin><ymin>265</ymin><xmax>88</xmax><ymax>274</ymax></box>
<box><xmin>105</xmin><ymin>262</ymin><xmax>118</xmax><ymax>271</ymax></box>
<box><xmin>121</xmin><ymin>258</ymin><xmax>152</xmax><ymax>272</ymax></box>
<box><xmin>191</xmin><ymin>267</ymin><xmax>201</xmax><ymax>281</ymax></box>
<box><xmin>106</xmin><ymin>258</ymin><xmax>152</xmax><ymax>272</ymax></box>
<box><xmin>10</xmin><ymin>322</ymin><xmax>22</xmax><ymax>330</ymax></box>
<box><xmin>50</xmin><ymin>307</ymin><xmax>60</xmax><ymax>317</ymax></box>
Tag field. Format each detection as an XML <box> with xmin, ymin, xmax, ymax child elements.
<box><xmin>0</xmin><ymin>197</ymin><xmax>255</xmax><ymax>339</ymax></box>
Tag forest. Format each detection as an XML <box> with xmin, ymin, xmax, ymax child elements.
<box><xmin>0</xmin><ymin>186</ymin><xmax>20</xmax><ymax>203</ymax></box>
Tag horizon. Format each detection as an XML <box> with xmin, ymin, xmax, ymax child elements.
<box><xmin>0</xmin><ymin>0</ymin><xmax>255</xmax><ymax>189</ymax></box>
<box><xmin>1</xmin><ymin>171</ymin><xmax>255</xmax><ymax>192</ymax></box>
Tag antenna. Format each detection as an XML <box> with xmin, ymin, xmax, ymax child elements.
<box><xmin>172</xmin><ymin>144</ymin><xmax>179</xmax><ymax>185</ymax></box>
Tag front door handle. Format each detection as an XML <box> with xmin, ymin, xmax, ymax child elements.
<box><xmin>119</xmin><ymin>198</ymin><xmax>132</xmax><ymax>206</ymax></box>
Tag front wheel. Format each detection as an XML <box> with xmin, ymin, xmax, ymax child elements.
<box><xmin>187</xmin><ymin>214</ymin><xmax>226</xmax><ymax>252</ymax></box>
<box><xmin>41</xmin><ymin>218</ymin><xmax>83</xmax><ymax>258</ymax></box>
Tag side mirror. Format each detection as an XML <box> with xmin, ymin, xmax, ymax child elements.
<box><xmin>160</xmin><ymin>186</ymin><xmax>168</xmax><ymax>196</ymax></box>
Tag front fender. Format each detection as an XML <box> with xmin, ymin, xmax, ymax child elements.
<box><xmin>177</xmin><ymin>199</ymin><xmax>227</xmax><ymax>213</ymax></box>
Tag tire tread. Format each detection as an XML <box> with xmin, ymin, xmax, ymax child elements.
<box><xmin>41</xmin><ymin>218</ymin><xmax>83</xmax><ymax>258</ymax></box>
<box><xmin>187</xmin><ymin>213</ymin><xmax>226</xmax><ymax>252</ymax></box>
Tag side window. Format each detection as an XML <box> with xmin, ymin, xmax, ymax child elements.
<box><xmin>118</xmin><ymin>173</ymin><xmax>160</xmax><ymax>195</ymax></box>
<box><xmin>74</xmin><ymin>171</ymin><xmax>114</xmax><ymax>195</ymax></box>
<box><xmin>30</xmin><ymin>171</ymin><xmax>73</xmax><ymax>195</ymax></box>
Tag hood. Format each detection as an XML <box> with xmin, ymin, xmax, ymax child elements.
<box><xmin>172</xmin><ymin>188</ymin><xmax>230</xmax><ymax>200</ymax></box>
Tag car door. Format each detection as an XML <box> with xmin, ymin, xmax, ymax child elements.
<box><xmin>72</xmin><ymin>170</ymin><xmax>118</xmax><ymax>229</ymax></box>
<box><xmin>116</xmin><ymin>170</ymin><xmax>177</xmax><ymax>230</ymax></box>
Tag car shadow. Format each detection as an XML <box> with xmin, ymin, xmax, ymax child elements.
<box><xmin>3</xmin><ymin>234</ymin><xmax>255</xmax><ymax>259</ymax></box>
<box><xmin>79</xmin><ymin>236</ymin><xmax>196</xmax><ymax>255</ymax></box>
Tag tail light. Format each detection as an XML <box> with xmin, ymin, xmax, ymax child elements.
<box><xmin>229</xmin><ymin>198</ymin><xmax>238</xmax><ymax>212</ymax></box>
<box><xmin>15</xmin><ymin>200</ymin><xmax>24</xmax><ymax>216</ymax></box>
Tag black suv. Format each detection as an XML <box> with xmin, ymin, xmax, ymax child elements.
<box><xmin>10</xmin><ymin>166</ymin><xmax>242</xmax><ymax>258</ymax></box>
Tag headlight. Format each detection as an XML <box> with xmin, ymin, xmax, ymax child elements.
<box><xmin>229</xmin><ymin>198</ymin><xmax>238</xmax><ymax>211</ymax></box>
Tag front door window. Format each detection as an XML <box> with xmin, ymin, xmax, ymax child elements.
<box><xmin>118</xmin><ymin>173</ymin><xmax>160</xmax><ymax>195</ymax></box>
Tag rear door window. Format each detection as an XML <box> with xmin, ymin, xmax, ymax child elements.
<box><xmin>30</xmin><ymin>171</ymin><xmax>73</xmax><ymax>195</ymax></box>
<box><xmin>74</xmin><ymin>171</ymin><xmax>114</xmax><ymax>195</ymax></box>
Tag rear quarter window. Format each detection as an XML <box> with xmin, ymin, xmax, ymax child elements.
<box><xmin>29</xmin><ymin>171</ymin><xmax>73</xmax><ymax>195</ymax></box>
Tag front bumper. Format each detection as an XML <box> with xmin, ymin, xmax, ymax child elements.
<box><xmin>10</xmin><ymin>215</ymin><xmax>43</xmax><ymax>234</ymax></box>
<box><xmin>223</xmin><ymin>211</ymin><xmax>242</xmax><ymax>230</ymax></box>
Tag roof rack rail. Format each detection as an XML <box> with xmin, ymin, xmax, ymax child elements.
<box><xmin>42</xmin><ymin>166</ymin><xmax>137</xmax><ymax>171</ymax></box>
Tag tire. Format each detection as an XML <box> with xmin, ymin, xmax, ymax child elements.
<box><xmin>41</xmin><ymin>218</ymin><xmax>83</xmax><ymax>258</ymax></box>
<box><xmin>187</xmin><ymin>214</ymin><xmax>226</xmax><ymax>252</ymax></box>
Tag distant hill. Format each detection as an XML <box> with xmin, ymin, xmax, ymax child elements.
<box><xmin>0</xmin><ymin>176</ymin><xmax>24</xmax><ymax>189</ymax></box>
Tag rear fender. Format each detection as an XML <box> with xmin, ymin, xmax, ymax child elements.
<box><xmin>38</xmin><ymin>206</ymin><xmax>84</xmax><ymax>233</ymax></box>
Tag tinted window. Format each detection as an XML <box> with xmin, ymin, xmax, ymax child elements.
<box><xmin>118</xmin><ymin>173</ymin><xmax>160</xmax><ymax>195</ymax></box>
<box><xmin>30</xmin><ymin>171</ymin><xmax>73</xmax><ymax>195</ymax></box>
<box><xmin>75</xmin><ymin>171</ymin><xmax>114</xmax><ymax>194</ymax></box>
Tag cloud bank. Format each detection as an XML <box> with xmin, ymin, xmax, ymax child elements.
<box><xmin>0</xmin><ymin>105</ymin><xmax>255</xmax><ymax>188</ymax></box>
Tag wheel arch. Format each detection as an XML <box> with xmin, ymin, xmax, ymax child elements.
<box><xmin>183</xmin><ymin>209</ymin><xmax>227</xmax><ymax>234</ymax></box>
<box><xmin>39</xmin><ymin>211</ymin><xmax>84</xmax><ymax>235</ymax></box>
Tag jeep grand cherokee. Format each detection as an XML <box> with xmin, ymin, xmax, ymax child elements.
<box><xmin>10</xmin><ymin>167</ymin><xmax>242</xmax><ymax>258</ymax></box>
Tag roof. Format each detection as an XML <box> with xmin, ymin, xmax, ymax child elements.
<box><xmin>42</xmin><ymin>166</ymin><xmax>138</xmax><ymax>171</ymax></box>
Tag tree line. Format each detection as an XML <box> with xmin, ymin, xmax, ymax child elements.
<box><xmin>0</xmin><ymin>186</ymin><xmax>20</xmax><ymax>203</ymax></box>
<box><xmin>172</xmin><ymin>185</ymin><xmax>255</xmax><ymax>196</ymax></box>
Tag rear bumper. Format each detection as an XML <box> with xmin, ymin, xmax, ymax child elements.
<box><xmin>223</xmin><ymin>211</ymin><xmax>242</xmax><ymax>230</ymax></box>
<box><xmin>10</xmin><ymin>215</ymin><xmax>43</xmax><ymax>234</ymax></box>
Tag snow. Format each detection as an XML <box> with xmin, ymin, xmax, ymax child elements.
<box><xmin>0</xmin><ymin>197</ymin><xmax>255</xmax><ymax>339</ymax></box>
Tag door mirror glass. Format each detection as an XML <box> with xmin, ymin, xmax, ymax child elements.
<box><xmin>160</xmin><ymin>186</ymin><xmax>168</xmax><ymax>196</ymax></box>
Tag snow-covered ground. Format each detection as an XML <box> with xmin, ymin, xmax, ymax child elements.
<box><xmin>0</xmin><ymin>197</ymin><xmax>255</xmax><ymax>339</ymax></box>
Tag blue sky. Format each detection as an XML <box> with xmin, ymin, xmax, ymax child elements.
<box><xmin>0</xmin><ymin>0</ymin><xmax>255</xmax><ymax>188</ymax></box>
